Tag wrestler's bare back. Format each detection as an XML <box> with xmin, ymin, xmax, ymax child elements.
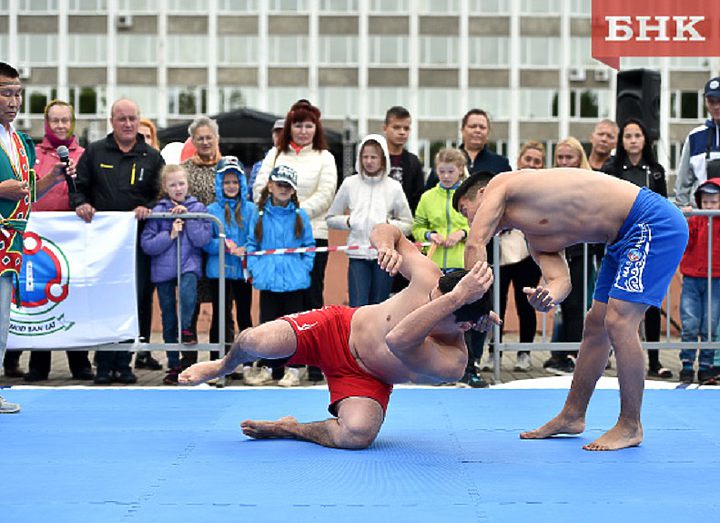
<box><xmin>490</xmin><ymin>169</ymin><xmax>640</xmax><ymax>252</ymax></box>
<box><xmin>347</xmin><ymin>266</ymin><xmax>461</xmax><ymax>385</ymax></box>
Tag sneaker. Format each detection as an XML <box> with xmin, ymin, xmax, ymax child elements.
<box><xmin>278</xmin><ymin>367</ymin><xmax>301</xmax><ymax>387</ymax></box>
<box><xmin>514</xmin><ymin>353</ymin><xmax>531</xmax><ymax>372</ymax></box>
<box><xmin>135</xmin><ymin>353</ymin><xmax>163</xmax><ymax>370</ymax></box>
<box><xmin>307</xmin><ymin>366</ymin><xmax>324</xmax><ymax>382</ymax></box>
<box><xmin>544</xmin><ymin>356</ymin><xmax>575</xmax><ymax>376</ymax></box>
<box><xmin>680</xmin><ymin>368</ymin><xmax>694</xmax><ymax>384</ymax></box>
<box><xmin>0</xmin><ymin>396</ymin><xmax>20</xmax><ymax>414</ymax></box>
<box><xmin>23</xmin><ymin>370</ymin><xmax>49</xmax><ymax>382</ymax></box>
<box><xmin>456</xmin><ymin>370</ymin><xmax>489</xmax><ymax>388</ymax></box>
<box><xmin>181</xmin><ymin>329</ymin><xmax>198</xmax><ymax>345</ymax></box>
<box><xmin>698</xmin><ymin>368</ymin><xmax>717</xmax><ymax>385</ymax></box>
<box><xmin>163</xmin><ymin>367</ymin><xmax>181</xmax><ymax>386</ymax></box>
<box><xmin>244</xmin><ymin>366</ymin><xmax>273</xmax><ymax>386</ymax></box>
<box><xmin>480</xmin><ymin>353</ymin><xmax>496</xmax><ymax>372</ymax></box>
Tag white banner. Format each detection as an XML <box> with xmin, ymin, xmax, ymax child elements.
<box><xmin>7</xmin><ymin>212</ymin><xmax>139</xmax><ymax>348</ymax></box>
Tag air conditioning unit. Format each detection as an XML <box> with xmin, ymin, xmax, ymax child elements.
<box><xmin>18</xmin><ymin>66</ymin><xmax>31</xmax><ymax>80</ymax></box>
<box><xmin>16</xmin><ymin>117</ymin><xmax>32</xmax><ymax>131</ymax></box>
<box><xmin>594</xmin><ymin>69</ymin><xmax>610</xmax><ymax>82</ymax></box>
<box><xmin>568</xmin><ymin>67</ymin><xmax>586</xmax><ymax>82</ymax></box>
<box><xmin>116</xmin><ymin>14</ymin><xmax>133</xmax><ymax>29</ymax></box>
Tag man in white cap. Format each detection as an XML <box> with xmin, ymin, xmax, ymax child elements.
<box><xmin>675</xmin><ymin>76</ymin><xmax>720</xmax><ymax>207</ymax></box>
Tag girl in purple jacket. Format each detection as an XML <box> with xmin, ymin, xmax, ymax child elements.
<box><xmin>141</xmin><ymin>164</ymin><xmax>212</xmax><ymax>384</ymax></box>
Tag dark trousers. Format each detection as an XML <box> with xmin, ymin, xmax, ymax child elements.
<box><xmin>552</xmin><ymin>253</ymin><xmax>593</xmax><ymax>358</ymax></box>
<box><xmin>29</xmin><ymin>350</ymin><xmax>91</xmax><ymax>378</ymax></box>
<box><xmin>98</xmin><ymin>243</ymin><xmax>154</xmax><ymax>375</ymax></box>
<box><xmin>498</xmin><ymin>256</ymin><xmax>542</xmax><ymax>350</ymax></box>
<box><xmin>259</xmin><ymin>289</ymin><xmax>305</xmax><ymax>375</ymax></box>
<box><xmin>208</xmin><ymin>278</ymin><xmax>253</xmax><ymax>361</ymax></box>
<box><xmin>645</xmin><ymin>306</ymin><xmax>663</xmax><ymax>370</ymax></box>
<box><xmin>303</xmin><ymin>239</ymin><xmax>328</xmax><ymax>311</ymax></box>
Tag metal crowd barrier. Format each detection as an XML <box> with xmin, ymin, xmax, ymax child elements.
<box><xmin>49</xmin><ymin>212</ymin><xmax>229</xmax><ymax>385</ymax></box>
<box><xmin>489</xmin><ymin>209</ymin><xmax>720</xmax><ymax>383</ymax></box>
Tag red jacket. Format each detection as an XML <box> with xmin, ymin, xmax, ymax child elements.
<box><xmin>680</xmin><ymin>214</ymin><xmax>720</xmax><ymax>277</ymax></box>
<box><xmin>33</xmin><ymin>136</ymin><xmax>85</xmax><ymax>211</ymax></box>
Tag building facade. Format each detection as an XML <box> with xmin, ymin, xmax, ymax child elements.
<box><xmin>2</xmin><ymin>0</ymin><xmax>718</xmax><ymax>174</ymax></box>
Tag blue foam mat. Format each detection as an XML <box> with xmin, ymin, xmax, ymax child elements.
<box><xmin>1</xmin><ymin>388</ymin><xmax>719</xmax><ymax>522</ymax></box>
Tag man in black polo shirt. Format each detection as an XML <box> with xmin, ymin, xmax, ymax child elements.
<box><xmin>71</xmin><ymin>98</ymin><xmax>164</xmax><ymax>384</ymax></box>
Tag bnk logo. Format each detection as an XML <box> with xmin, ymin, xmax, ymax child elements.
<box><xmin>591</xmin><ymin>0</ymin><xmax>720</xmax><ymax>69</ymax></box>
<box><xmin>10</xmin><ymin>232</ymin><xmax>75</xmax><ymax>336</ymax></box>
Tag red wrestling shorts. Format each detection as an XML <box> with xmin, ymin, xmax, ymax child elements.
<box><xmin>281</xmin><ymin>305</ymin><xmax>393</xmax><ymax>416</ymax></box>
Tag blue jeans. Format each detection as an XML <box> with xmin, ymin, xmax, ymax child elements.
<box><xmin>680</xmin><ymin>276</ymin><xmax>720</xmax><ymax>369</ymax></box>
<box><xmin>0</xmin><ymin>273</ymin><xmax>13</xmax><ymax>367</ymax></box>
<box><xmin>156</xmin><ymin>273</ymin><xmax>198</xmax><ymax>368</ymax></box>
<box><xmin>348</xmin><ymin>258</ymin><xmax>394</xmax><ymax>307</ymax></box>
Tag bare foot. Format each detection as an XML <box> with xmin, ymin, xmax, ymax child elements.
<box><xmin>520</xmin><ymin>415</ymin><xmax>585</xmax><ymax>439</ymax></box>
<box><xmin>178</xmin><ymin>361</ymin><xmax>224</xmax><ymax>385</ymax></box>
<box><xmin>241</xmin><ymin>416</ymin><xmax>299</xmax><ymax>440</ymax></box>
<box><xmin>583</xmin><ymin>422</ymin><xmax>643</xmax><ymax>451</ymax></box>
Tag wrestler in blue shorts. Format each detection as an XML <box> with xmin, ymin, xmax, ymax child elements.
<box><xmin>595</xmin><ymin>187</ymin><xmax>689</xmax><ymax>308</ymax></box>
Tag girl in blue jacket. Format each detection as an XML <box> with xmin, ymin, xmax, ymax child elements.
<box><xmin>204</xmin><ymin>156</ymin><xmax>256</xmax><ymax>362</ymax></box>
<box><xmin>140</xmin><ymin>164</ymin><xmax>212</xmax><ymax>384</ymax></box>
<box><xmin>246</xmin><ymin>164</ymin><xmax>315</xmax><ymax>386</ymax></box>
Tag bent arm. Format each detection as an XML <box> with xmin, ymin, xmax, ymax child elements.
<box><xmin>464</xmin><ymin>181</ymin><xmax>507</xmax><ymax>267</ymax></box>
<box><xmin>370</xmin><ymin>223</ymin><xmax>437</xmax><ymax>280</ymax></box>
<box><xmin>528</xmin><ymin>245</ymin><xmax>572</xmax><ymax>305</ymax></box>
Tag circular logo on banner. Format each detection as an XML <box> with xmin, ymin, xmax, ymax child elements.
<box><xmin>9</xmin><ymin>232</ymin><xmax>74</xmax><ymax>337</ymax></box>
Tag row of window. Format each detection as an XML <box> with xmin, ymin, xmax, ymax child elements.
<box><xmin>6</xmin><ymin>34</ymin><xmax>713</xmax><ymax>69</ymax></box>
<box><xmin>6</xmin><ymin>0</ymin><xmax>592</xmax><ymax>15</ymax></box>
<box><xmin>20</xmin><ymin>85</ymin><xmax>706</xmax><ymax>121</ymax></box>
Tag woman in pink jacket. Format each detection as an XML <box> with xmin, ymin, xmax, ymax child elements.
<box><xmin>23</xmin><ymin>100</ymin><xmax>94</xmax><ymax>381</ymax></box>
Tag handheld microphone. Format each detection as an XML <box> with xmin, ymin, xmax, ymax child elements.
<box><xmin>56</xmin><ymin>145</ymin><xmax>76</xmax><ymax>193</ymax></box>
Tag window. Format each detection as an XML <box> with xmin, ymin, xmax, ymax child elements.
<box><xmin>116</xmin><ymin>35</ymin><xmax>157</xmax><ymax>66</ymax></box>
<box><xmin>520</xmin><ymin>37</ymin><xmax>560</xmax><ymax>67</ymax></box>
<box><xmin>468</xmin><ymin>0</ymin><xmax>508</xmax><ymax>13</ymax></box>
<box><xmin>519</xmin><ymin>0</ymin><xmax>560</xmax><ymax>14</ymax></box>
<box><xmin>469</xmin><ymin>37</ymin><xmax>509</xmax><ymax>67</ymax></box>
<box><xmin>417</xmin><ymin>0</ymin><xmax>458</xmax><ymax>12</ymax></box>
<box><xmin>369</xmin><ymin>0</ymin><xmax>408</xmax><ymax>13</ymax></box>
<box><xmin>319</xmin><ymin>36</ymin><xmax>358</xmax><ymax>65</ymax></box>
<box><xmin>269</xmin><ymin>0</ymin><xmax>308</xmax><ymax>12</ymax></box>
<box><xmin>168</xmin><ymin>86</ymin><xmax>208</xmax><ymax>116</ymax></box>
<box><xmin>569</xmin><ymin>89</ymin><xmax>611</xmax><ymax>119</ymax></box>
<box><xmin>219</xmin><ymin>87</ymin><xmax>260</xmax><ymax>112</ymax></box>
<box><xmin>69</xmin><ymin>35</ymin><xmax>107</xmax><ymax>65</ymax></box>
<box><xmin>19</xmin><ymin>0</ymin><xmax>57</xmax><ymax>11</ymax></box>
<box><xmin>367</xmin><ymin>87</ymin><xmax>410</xmax><ymax>118</ymax></box>
<box><xmin>117</xmin><ymin>0</ymin><xmax>154</xmax><ymax>11</ymax></box>
<box><xmin>167</xmin><ymin>35</ymin><xmax>207</xmax><ymax>65</ymax></box>
<box><xmin>570</xmin><ymin>37</ymin><xmax>595</xmax><ymax>67</ymax></box>
<box><xmin>218</xmin><ymin>0</ymin><xmax>258</xmax><ymax>10</ymax></box>
<box><xmin>24</xmin><ymin>87</ymin><xmax>58</xmax><ymax>114</ymax></box>
<box><xmin>320</xmin><ymin>0</ymin><xmax>358</xmax><ymax>11</ymax></box>
<box><xmin>167</xmin><ymin>0</ymin><xmax>207</xmax><ymax>12</ymax></box>
<box><xmin>318</xmin><ymin>87</ymin><xmax>359</xmax><ymax>118</ymax></box>
<box><xmin>268</xmin><ymin>36</ymin><xmax>309</xmax><ymax>65</ymax></box>
<box><xmin>70</xmin><ymin>86</ymin><xmax>104</xmax><ymax>115</ymax></box>
<box><xmin>419</xmin><ymin>36</ymin><xmax>458</xmax><ymax>66</ymax></box>
<box><xmin>69</xmin><ymin>0</ymin><xmax>107</xmax><ymax>11</ymax></box>
<box><xmin>116</xmin><ymin>86</ymin><xmax>158</xmax><ymax>117</ymax></box>
<box><xmin>671</xmin><ymin>91</ymin><xmax>702</xmax><ymax>120</ymax></box>
<box><xmin>520</xmin><ymin>89</ymin><xmax>558</xmax><ymax>118</ymax></box>
<box><xmin>267</xmin><ymin>87</ymin><xmax>310</xmax><ymax>115</ymax></box>
<box><xmin>468</xmin><ymin>88</ymin><xmax>510</xmax><ymax>119</ymax></box>
<box><xmin>419</xmin><ymin>88</ymin><xmax>460</xmax><ymax>118</ymax></box>
<box><xmin>569</xmin><ymin>0</ymin><xmax>590</xmax><ymax>15</ymax></box>
<box><xmin>18</xmin><ymin>34</ymin><xmax>58</xmax><ymax>65</ymax></box>
<box><xmin>368</xmin><ymin>36</ymin><xmax>408</xmax><ymax>66</ymax></box>
<box><xmin>218</xmin><ymin>36</ymin><xmax>259</xmax><ymax>65</ymax></box>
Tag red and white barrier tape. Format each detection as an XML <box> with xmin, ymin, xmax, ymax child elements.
<box><xmin>243</xmin><ymin>242</ymin><xmax>431</xmax><ymax>257</ymax></box>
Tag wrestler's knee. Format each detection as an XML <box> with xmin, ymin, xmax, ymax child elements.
<box><xmin>337</xmin><ymin>400</ymin><xmax>383</xmax><ymax>449</ymax></box>
<box><xmin>603</xmin><ymin>302</ymin><xmax>644</xmax><ymax>344</ymax></box>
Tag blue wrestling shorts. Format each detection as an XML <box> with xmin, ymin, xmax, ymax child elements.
<box><xmin>593</xmin><ymin>187</ymin><xmax>689</xmax><ymax>308</ymax></box>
